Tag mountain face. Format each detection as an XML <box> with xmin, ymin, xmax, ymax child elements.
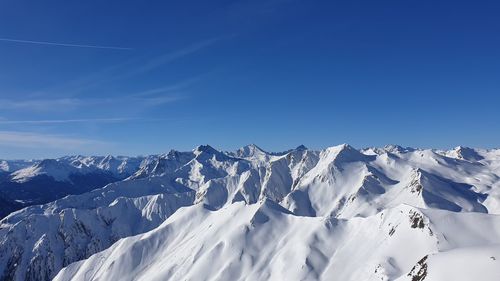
<box><xmin>1</xmin><ymin>144</ymin><xmax>500</xmax><ymax>281</ymax></box>
<box><xmin>0</xmin><ymin>155</ymin><xmax>151</xmax><ymax>218</ymax></box>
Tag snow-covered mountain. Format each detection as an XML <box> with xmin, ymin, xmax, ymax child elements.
<box><xmin>9</xmin><ymin>155</ymin><xmax>147</xmax><ymax>183</ymax></box>
<box><xmin>0</xmin><ymin>155</ymin><xmax>152</xmax><ymax>218</ymax></box>
<box><xmin>0</xmin><ymin>160</ymin><xmax>38</xmax><ymax>173</ymax></box>
<box><xmin>1</xmin><ymin>144</ymin><xmax>500</xmax><ymax>281</ymax></box>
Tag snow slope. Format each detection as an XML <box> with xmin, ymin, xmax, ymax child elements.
<box><xmin>1</xmin><ymin>144</ymin><xmax>500</xmax><ymax>281</ymax></box>
<box><xmin>55</xmin><ymin>203</ymin><xmax>500</xmax><ymax>281</ymax></box>
<box><xmin>397</xmin><ymin>245</ymin><xmax>500</xmax><ymax>281</ymax></box>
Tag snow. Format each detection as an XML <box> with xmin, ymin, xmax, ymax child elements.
<box><xmin>396</xmin><ymin>245</ymin><xmax>500</xmax><ymax>281</ymax></box>
<box><xmin>1</xmin><ymin>144</ymin><xmax>500</xmax><ymax>281</ymax></box>
<box><xmin>0</xmin><ymin>159</ymin><xmax>37</xmax><ymax>173</ymax></box>
<box><xmin>9</xmin><ymin>155</ymin><xmax>147</xmax><ymax>183</ymax></box>
<box><xmin>11</xmin><ymin>159</ymin><xmax>80</xmax><ymax>182</ymax></box>
<box><xmin>54</xmin><ymin>203</ymin><xmax>500</xmax><ymax>281</ymax></box>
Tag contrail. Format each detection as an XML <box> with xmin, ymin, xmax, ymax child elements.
<box><xmin>0</xmin><ymin>118</ymin><xmax>135</xmax><ymax>124</ymax></box>
<box><xmin>0</xmin><ymin>37</ymin><xmax>132</xmax><ymax>50</ymax></box>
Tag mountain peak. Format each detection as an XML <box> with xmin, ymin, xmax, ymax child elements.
<box><xmin>166</xmin><ymin>149</ymin><xmax>180</xmax><ymax>157</ymax></box>
<box><xmin>102</xmin><ymin>154</ymin><xmax>115</xmax><ymax>161</ymax></box>
<box><xmin>295</xmin><ymin>144</ymin><xmax>308</xmax><ymax>151</ymax></box>
<box><xmin>193</xmin><ymin>145</ymin><xmax>234</xmax><ymax>163</ymax></box>
<box><xmin>454</xmin><ymin>146</ymin><xmax>484</xmax><ymax>161</ymax></box>
<box><xmin>194</xmin><ymin>144</ymin><xmax>217</xmax><ymax>154</ymax></box>
<box><xmin>383</xmin><ymin>144</ymin><xmax>415</xmax><ymax>153</ymax></box>
<box><xmin>37</xmin><ymin>158</ymin><xmax>60</xmax><ymax>167</ymax></box>
<box><xmin>235</xmin><ymin>144</ymin><xmax>268</xmax><ymax>158</ymax></box>
<box><xmin>321</xmin><ymin>144</ymin><xmax>372</xmax><ymax>165</ymax></box>
<box><xmin>11</xmin><ymin>159</ymin><xmax>76</xmax><ymax>183</ymax></box>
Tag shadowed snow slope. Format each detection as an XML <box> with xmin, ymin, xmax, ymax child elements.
<box><xmin>1</xmin><ymin>144</ymin><xmax>500</xmax><ymax>281</ymax></box>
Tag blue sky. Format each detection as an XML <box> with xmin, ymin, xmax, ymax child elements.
<box><xmin>0</xmin><ymin>0</ymin><xmax>499</xmax><ymax>158</ymax></box>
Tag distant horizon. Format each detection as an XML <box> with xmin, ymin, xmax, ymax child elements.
<box><xmin>1</xmin><ymin>142</ymin><xmax>498</xmax><ymax>160</ymax></box>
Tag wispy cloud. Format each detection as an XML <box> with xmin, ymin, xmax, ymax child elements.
<box><xmin>28</xmin><ymin>58</ymin><xmax>140</xmax><ymax>99</ymax></box>
<box><xmin>32</xmin><ymin>39</ymin><xmax>218</xmax><ymax>98</ymax></box>
<box><xmin>0</xmin><ymin>37</ymin><xmax>132</xmax><ymax>50</ymax></box>
<box><xmin>0</xmin><ymin>38</ymin><xmax>215</xmax><ymax>118</ymax></box>
<box><xmin>0</xmin><ymin>95</ymin><xmax>181</xmax><ymax>111</ymax></box>
<box><xmin>0</xmin><ymin>131</ymin><xmax>109</xmax><ymax>149</ymax></box>
<box><xmin>137</xmin><ymin>96</ymin><xmax>183</xmax><ymax>106</ymax></box>
<box><xmin>0</xmin><ymin>98</ymin><xmax>82</xmax><ymax>111</ymax></box>
<box><xmin>123</xmin><ymin>38</ymin><xmax>220</xmax><ymax>77</ymax></box>
<box><xmin>132</xmin><ymin>73</ymin><xmax>209</xmax><ymax>97</ymax></box>
<box><xmin>0</xmin><ymin>118</ymin><xmax>135</xmax><ymax>125</ymax></box>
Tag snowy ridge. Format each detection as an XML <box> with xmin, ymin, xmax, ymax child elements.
<box><xmin>1</xmin><ymin>144</ymin><xmax>500</xmax><ymax>281</ymax></box>
<box><xmin>54</xmin><ymin>203</ymin><xmax>500</xmax><ymax>281</ymax></box>
<box><xmin>10</xmin><ymin>155</ymin><xmax>147</xmax><ymax>183</ymax></box>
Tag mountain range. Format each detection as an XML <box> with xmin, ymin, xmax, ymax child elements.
<box><xmin>1</xmin><ymin>144</ymin><xmax>500</xmax><ymax>281</ymax></box>
<box><xmin>0</xmin><ymin>155</ymin><xmax>157</xmax><ymax>218</ymax></box>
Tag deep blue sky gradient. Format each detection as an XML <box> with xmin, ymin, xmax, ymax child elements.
<box><xmin>0</xmin><ymin>0</ymin><xmax>499</xmax><ymax>158</ymax></box>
